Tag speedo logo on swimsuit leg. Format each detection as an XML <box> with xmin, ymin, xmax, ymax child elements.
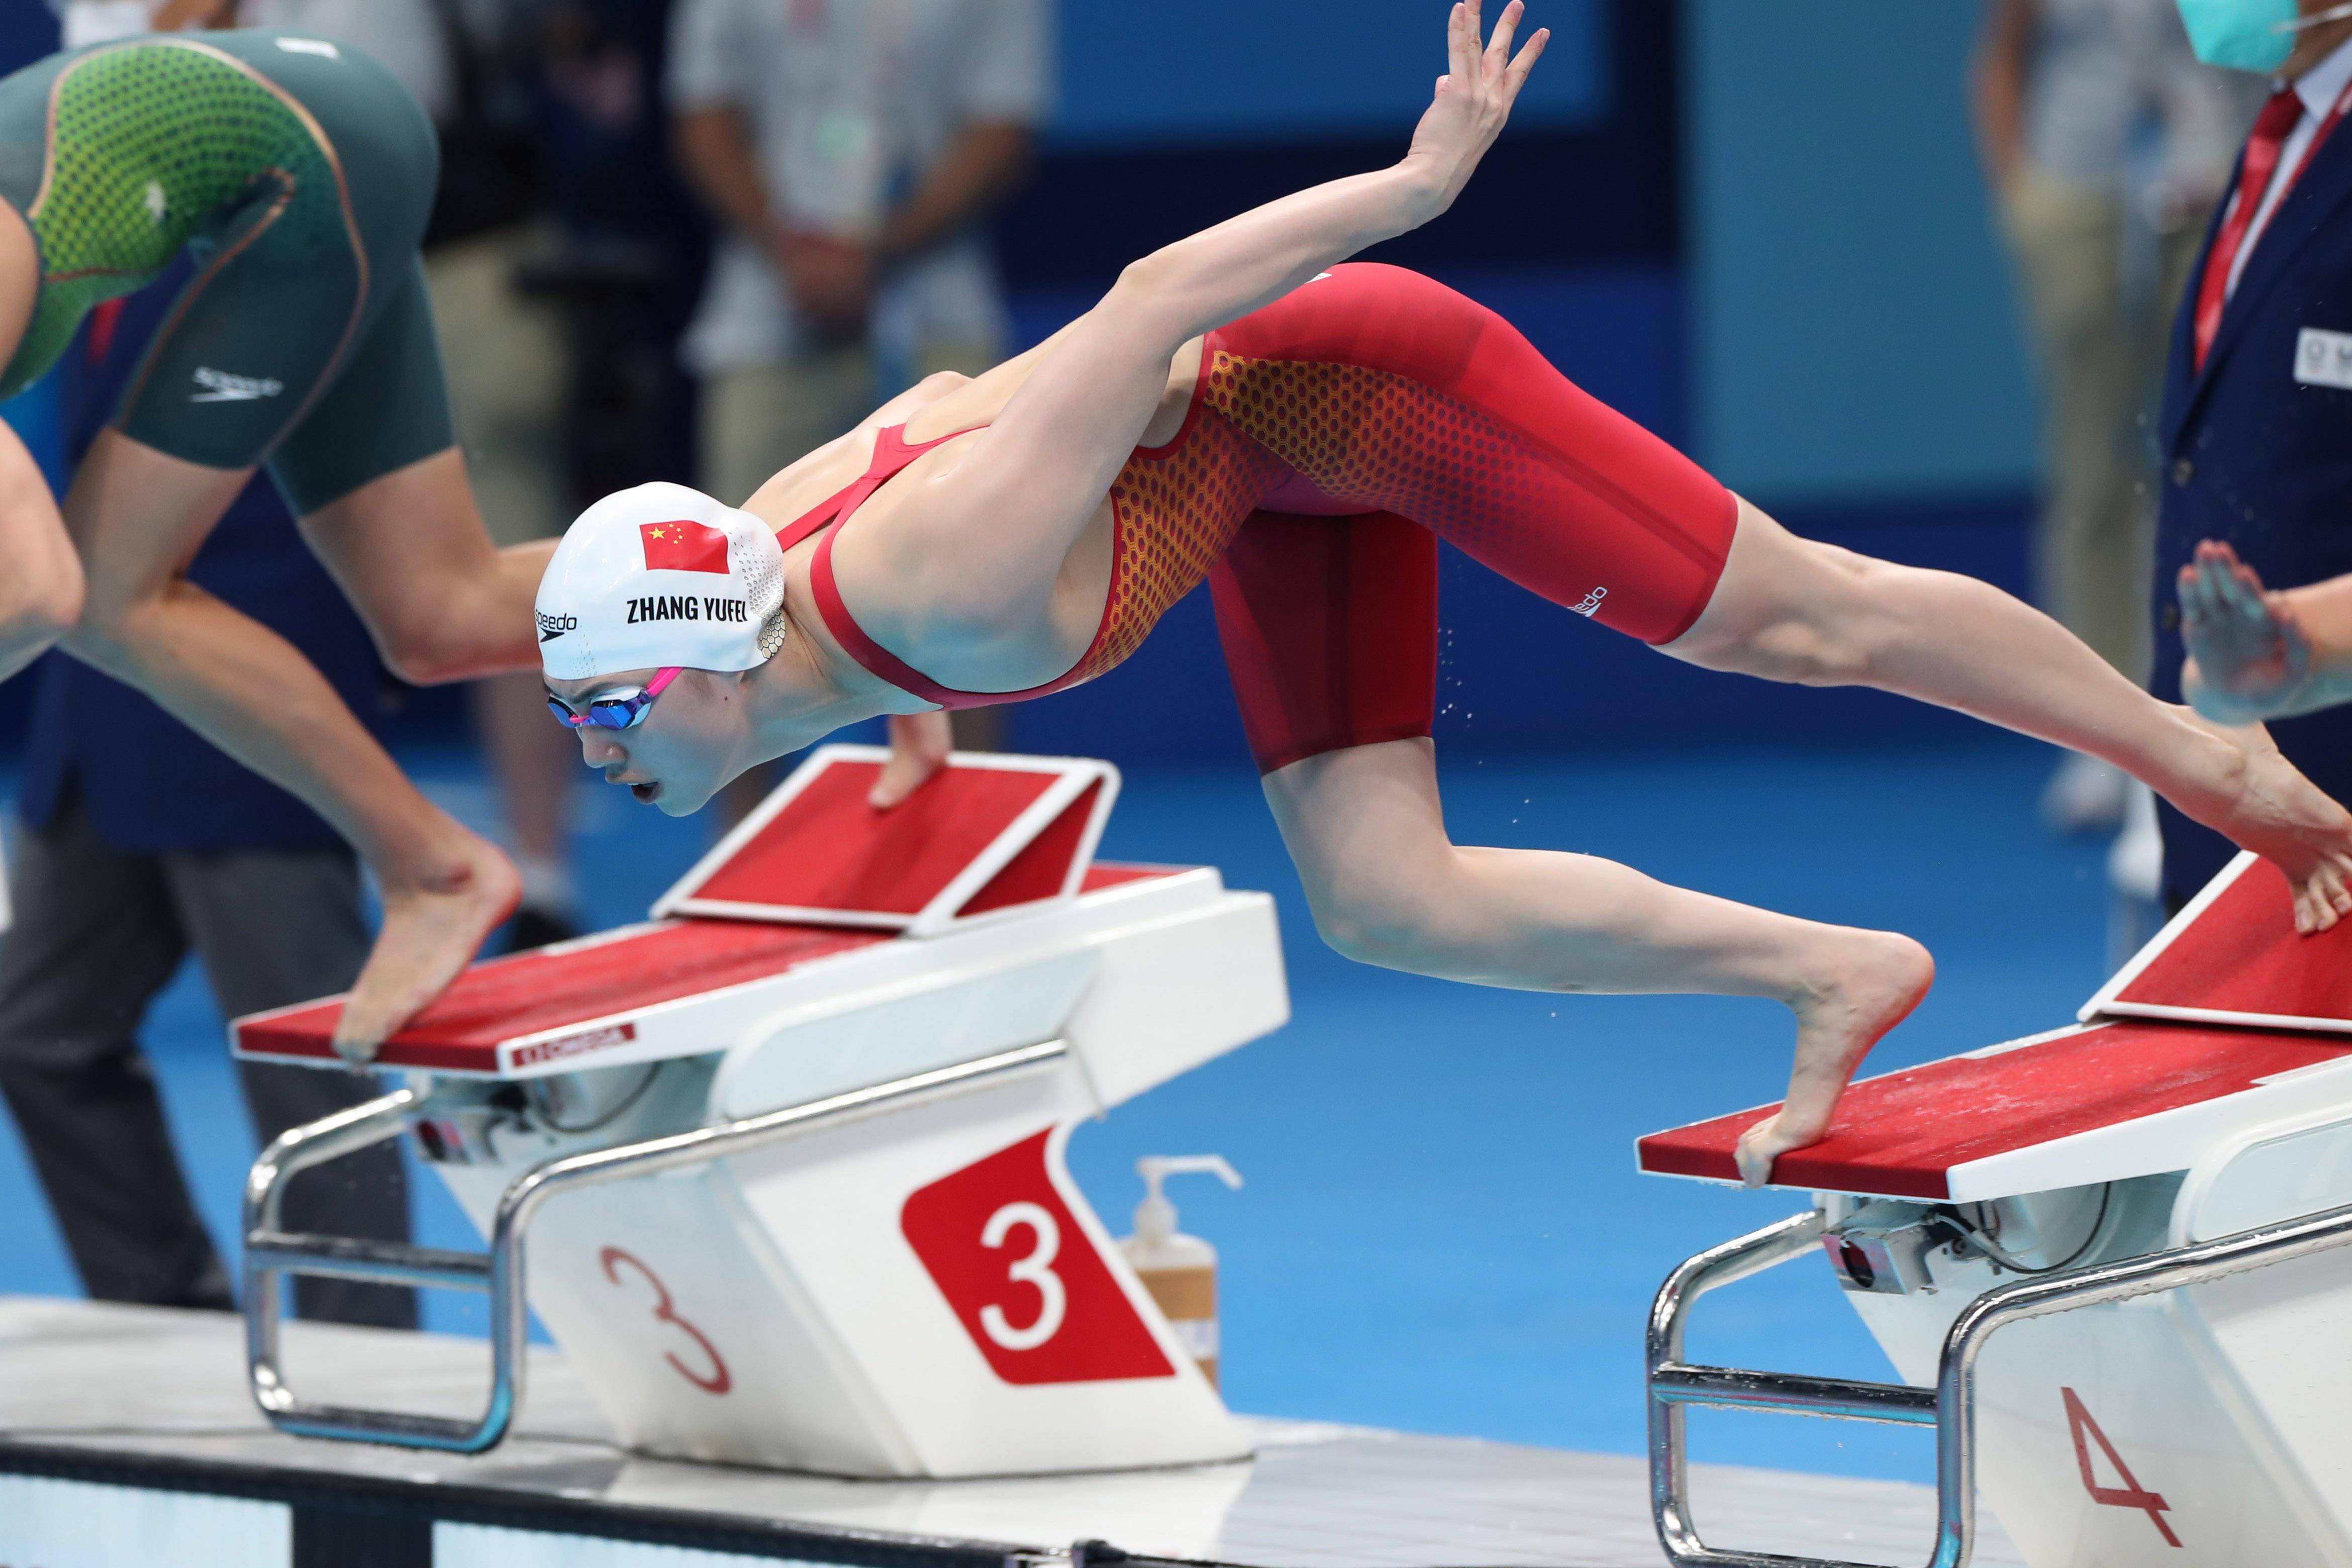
<box><xmin>190</xmin><ymin>367</ymin><xmax>286</xmax><ymax>404</ymax></box>
<box><xmin>1572</xmin><ymin>584</ymin><xmax>1609</xmax><ymax>618</ymax></box>
<box><xmin>537</xmin><ymin>612</ymin><xmax>577</xmax><ymax>643</ymax></box>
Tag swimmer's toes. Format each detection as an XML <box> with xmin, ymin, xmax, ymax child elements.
<box><xmin>334</xmin><ymin>846</ymin><xmax>520</xmax><ymax>1056</ymax></box>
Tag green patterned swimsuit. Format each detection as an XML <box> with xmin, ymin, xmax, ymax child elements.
<box><xmin>0</xmin><ymin>30</ymin><xmax>452</xmax><ymax>511</ymax></box>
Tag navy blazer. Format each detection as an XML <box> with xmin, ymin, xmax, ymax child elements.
<box><xmin>2151</xmin><ymin>110</ymin><xmax>2352</xmax><ymax>907</ymax></box>
<box><xmin>16</xmin><ymin>269</ymin><xmax>393</xmax><ymax>855</ymax></box>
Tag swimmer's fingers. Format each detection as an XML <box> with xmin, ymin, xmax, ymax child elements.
<box><xmin>2286</xmin><ymin>854</ymin><xmax>2350</xmax><ymax>934</ymax></box>
<box><xmin>1503</xmin><ymin>25</ymin><xmax>1549</xmax><ymax>98</ymax></box>
<box><xmin>2296</xmin><ymin>862</ymin><xmax>2346</xmax><ymax>933</ymax></box>
<box><xmin>1483</xmin><ymin>0</ymin><xmax>1520</xmax><ymax>74</ymax></box>
<box><xmin>869</xmin><ymin>710</ymin><xmax>954</xmax><ymax>809</ymax></box>
<box><xmin>1447</xmin><ymin>2</ymin><xmax>1477</xmax><ymax>88</ymax></box>
<box><xmin>2277</xmin><ymin>587</ymin><xmax>2314</xmax><ymax>686</ymax></box>
<box><xmin>1481</xmin><ymin>1</ymin><xmax>1547</xmax><ymax>100</ymax></box>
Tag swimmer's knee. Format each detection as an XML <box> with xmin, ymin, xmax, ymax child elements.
<box><xmin>1677</xmin><ymin>535</ymin><xmax>1897</xmax><ymax>688</ymax></box>
<box><xmin>1302</xmin><ymin>856</ymin><xmax>1457</xmax><ymax>972</ymax></box>
<box><xmin>0</xmin><ymin>550</ymin><xmax>82</xmax><ymax>658</ymax></box>
<box><xmin>376</xmin><ymin>620</ymin><xmax>487</xmax><ymax>687</ymax></box>
<box><xmin>369</xmin><ymin>593</ymin><xmax>514</xmax><ymax>685</ymax></box>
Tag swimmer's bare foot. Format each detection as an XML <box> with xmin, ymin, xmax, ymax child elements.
<box><xmin>2167</xmin><ymin>706</ymin><xmax>2352</xmax><ymax>934</ymax></box>
<box><xmin>1735</xmin><ymin>929</ymin><xmax>1934</xmax><ymax>1189</ymax></box>
<box><xmin>332</xmin><ymin>832</ymin><xmax>521</xmax><ymax>1066</ymax></box>
<box><xmin>869</xmin><ymin>710</ymin><xmax>952</xmax><ymax>809</ymax></box>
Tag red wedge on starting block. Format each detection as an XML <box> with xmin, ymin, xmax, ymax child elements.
<box><xmin>2083</xmin><ymin>850</ymin><xmax>2352</xmax><ymax>1033</ymax></box>
<box><xmin>656</xmin><ymin>746</ymin><xmax>1119</xmax><ymax>934</ymax></box>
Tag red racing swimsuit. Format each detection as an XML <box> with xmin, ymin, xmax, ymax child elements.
<box><xmin>777</xmin><ymin>263</ymin><xmax>1737</xmax><ymax>773</ymax></box>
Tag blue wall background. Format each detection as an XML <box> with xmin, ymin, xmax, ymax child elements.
<box><xmin>1050</xmin><ymin>0</ymin><xmax>1608</xmax><ymax>147</ymax></box>
<box><xmin>1686</xmin><ymin>0</ymin><xmax>2041</xmax><ymax>505</ymax></box>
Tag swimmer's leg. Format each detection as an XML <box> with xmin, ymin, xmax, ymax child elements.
<box><xmin>1669</xmin><ymin>499</ymin><xmax>2352</xmax><ymax>934</ymax></box>
<box><xmin>282</xmin><ymin>262</ymin><xmax>554</xmax><ymax>685</ymax></box>
<box><xmin>1262</xmin><ymin>737</ymin><xmax>1933</xmax><ymax>1186</ymax></box>
<box><xmin>58</xmin><ymin>430</ymin><xmax>518</xmax><ymax>1059</ymax></box>
<box><xmin>296</xmin><ymin>446</ymin><xmax>554</xmax><ymax>684</ymax></box>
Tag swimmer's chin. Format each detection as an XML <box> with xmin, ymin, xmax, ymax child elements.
<box><xmin>624</xmin><ymin>777</ymin><xmax>717</xmax><ymax>817</ymax></box>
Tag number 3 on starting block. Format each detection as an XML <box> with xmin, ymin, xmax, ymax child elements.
<box><xmin>901</xmin><ymin>1131</ymin><xmax>1175</xmax><ymax>1385</ymax></box>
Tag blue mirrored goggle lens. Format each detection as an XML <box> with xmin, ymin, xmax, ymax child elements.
<box><xmin>546</xmin><ymin>691</ymin><xmax>651</xmax><ymax>730</ymax></box>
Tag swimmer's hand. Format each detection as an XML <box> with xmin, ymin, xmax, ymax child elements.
<box><xmin>870</xmin><ymin>710</ymin><xmax>953</xmax><ymax>808</ymax></box>
<box><xmin>2180</xmin><ymin>541</ymin><xmax>2314</xmax><ymax>724</ymax></box>
<box><xmin>1402</xmin><ymin>1</ymin><xmax>1549</xmax><ymax>218</ymax></box>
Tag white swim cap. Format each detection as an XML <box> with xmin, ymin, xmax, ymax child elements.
<box><xmin>536</xmin><ymin>482</ymin><xmax>788</xmax><ymax>681</ymax></box>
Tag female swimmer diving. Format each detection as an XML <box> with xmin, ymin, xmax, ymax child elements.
<box><xmin>538</xmin><ymin>1</ymin><xmax>2352</xmax><ymax>1184</ymax></box>
<box><xmin>0</xmin><ymin>30</ymin><xmax>547</xmax><ymax>1057</ymax></box>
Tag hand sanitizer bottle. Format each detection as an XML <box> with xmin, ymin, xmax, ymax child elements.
<box><xmin>1119</xmin><ymin>1155</ymin><xmax>1242</xmax><ymax>1388</ymax></box>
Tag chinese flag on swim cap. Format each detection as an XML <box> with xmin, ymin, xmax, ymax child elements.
<box><xmin>639</xmin><ymin>519</ymin><xmax>731</xmax><ymax>574</ymax></box>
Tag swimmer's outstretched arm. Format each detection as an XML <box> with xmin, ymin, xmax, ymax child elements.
<box><xmin>877</xmin><ymin>1</ymin><xmax>1546</xmax><ymax>628</ymax></box>
<box><xmin>2180</xmin><ymin>542</ymin><xmax>2352</xmax><ymax>721</ymax></box>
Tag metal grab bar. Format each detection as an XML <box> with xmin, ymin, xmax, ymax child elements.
<box><xmin>1646</xmin><ymin>1197</ymin><xmax>2352</xmax><ymax>1568</ymax></box>
<box><xmin>244</xmin><ymin>1040</ymin><xmax>1069</xmax><ymax>1453</ymax></box>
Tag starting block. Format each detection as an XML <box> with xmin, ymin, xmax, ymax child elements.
<box><xmin>1637</xmin><ymin>850</ymin><xmax>2352</xmax><ymax>1568</ymax></box>
<box><xmin>230</xmin><ymin>747</ymin><xmax>1288</xmax><ymax>1479</ymax></box>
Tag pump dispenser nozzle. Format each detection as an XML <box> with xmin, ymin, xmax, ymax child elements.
<box><xmin>1133</xmin><ymin>1154</ymin><xmax>1242</xmax><ymax>1246</ymax></box>
<box><xmin>1123</xmin><ymin>1155</ymin><xmax>1243</xmax><ymax>1388</ymax></box>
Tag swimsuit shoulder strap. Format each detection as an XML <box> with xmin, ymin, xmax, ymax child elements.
<box><xmin>773</xmin><ymin>422</ymin><xmax>969</xmax><ymax>554</ymax></box>
<box><xmin>776</xmin><ymin>421</ymin><xmax>1005</xmax><ymax>710</ymax></box>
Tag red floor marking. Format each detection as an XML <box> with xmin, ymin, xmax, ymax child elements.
<box><xmin>2064</xmin><ymin>1387</ymin><xmax>2181</xmax><ymax>1548</ymax></box>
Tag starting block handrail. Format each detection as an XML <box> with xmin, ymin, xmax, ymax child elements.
<box><xmin>244</xmin><ymin>1039</ymin><xmax>1070</xmax><ymax>1453</ymax></box>
<box><xmin>1647</xmin><ymin>1196</ymin><xmax>2352</xmax><ymax>1568</ymax></box>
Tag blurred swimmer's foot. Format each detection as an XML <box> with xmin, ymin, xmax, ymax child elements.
<box><xmin>333</xmin><ymin>833</ymin><xmax>521</xmax><ymax>1064</ymax></box>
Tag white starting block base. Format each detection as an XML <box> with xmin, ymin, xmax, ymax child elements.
<box><xmin>0</xmin><ymin>1296</ymin><xmax>2026</xmax><ymax>1568</ymax></box>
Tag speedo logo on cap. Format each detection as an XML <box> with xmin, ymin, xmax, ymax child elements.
<box><xmin>537</xmin><ymin>611</ymin><xmax>577</xmax><ymax>642</ymax></box>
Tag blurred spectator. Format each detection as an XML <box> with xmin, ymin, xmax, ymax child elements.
<box><xmin>0</xmin><ymin>262</ymin><xmax>415</xmax><ymax>1328</ymax></box>
<box><xmin>2149</xmin><ymin>2</ymin><xmax>2352</xmax><ymax>909</ymax></box>
<box><xmin>667</xmin><ymin>0</ymin><xmax>1046</xmax><ymax>506</ymax></box>
<box><xmin>1975</xmin><ymin>0</ymin><xmax>2262</xmax><ymax>832</ymax></box>
<box><xmin>669</xmin><ymin>0</ymin><xmax>1045</xmax><ymax>810</ymax></box>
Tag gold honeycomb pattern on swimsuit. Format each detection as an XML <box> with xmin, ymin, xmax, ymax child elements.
<box><xmin>0</xmin><ymin>40</ymin><xmax>339</xmax><ymax>400</ymax></box>
<box><xmin>1067</xmin><ymin>385</ymin><xmax>1290</xmax><ymax>684</ymax></box>
<box><xmin>1066</xmin><ymin>345</ymin><xmax>1611</xmax><ymax>688</ymax></box>
<box><xmin>1200</xmin><ymin>350</ymin><xmax>1552</xmax><ymax>551</ymax></box>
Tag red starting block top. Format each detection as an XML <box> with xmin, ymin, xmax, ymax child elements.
<box><xmin>234</xmin><ymin>862</ymin><xmax>1171</xmax><ymax>1075</ymax></box>
<box><xmin>1637</xmin><ymin>1018</ymin><xmax>2352</xmax><ymax>1201</ymax></box>
<box><xmin>2084</xmin><ymin>851</ymin><xmax>2352</xmax><ymax>1034</ymax></box>
<box><xmin>233</xmin><ymin>749</ymin><xmax>1171</xmax><ymax>1076</ymax></box>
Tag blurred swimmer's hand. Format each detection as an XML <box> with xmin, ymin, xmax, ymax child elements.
<box><xmin>2181</xmin><ymin>540</ymin><xmax>2313</xmax><ymax>724</ymax></box>
<box><xmin>1403</xmin><ymin>0</ymin><xmax>1548</xmax><ymax>217</ymax></box>
<box><xmin>870</xmin><ymin>710</ymin><xmax>953</xmax><ymax>809</ymax></box>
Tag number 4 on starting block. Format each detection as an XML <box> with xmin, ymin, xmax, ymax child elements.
<box><xmin>657</xmin><ymin>746</ymin><xmax>1120</xmax><ymax>936</ymax></box>
<box><xmin>2063</xmin><ymin>1386</ymin><xmax>2182</xmax><ymax>1548</ymax></box>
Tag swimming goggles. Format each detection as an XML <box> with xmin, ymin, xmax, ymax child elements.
<box><xmin>546</xmin><ymin>667</ymin><xmax>683</xmax><ymax>731</ymax></box>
